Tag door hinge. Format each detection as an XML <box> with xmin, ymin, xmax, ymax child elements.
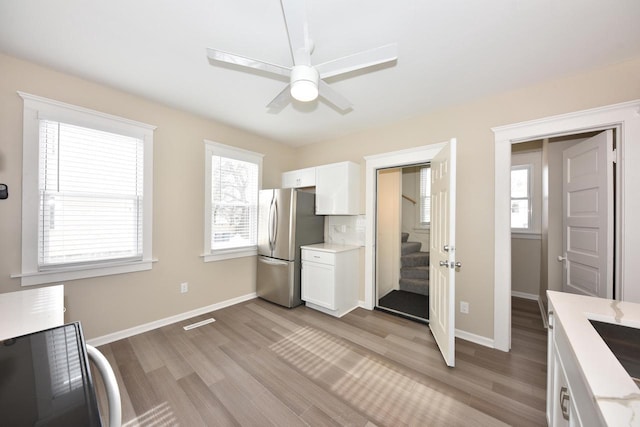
<box><xmin>611</xmin><ymin>148</ymin><xmax>618</xmax><ymax>164</ymax></box>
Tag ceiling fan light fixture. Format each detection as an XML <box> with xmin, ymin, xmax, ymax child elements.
<box><xmin>290</xmin><ymin>65</ymin><xmax>319</xmax><ymax>102</ymax></box>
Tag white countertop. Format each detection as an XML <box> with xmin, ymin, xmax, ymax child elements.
<box><xmin>301</xmin><ymin>243</ymin><xmax>361</xmax><ymax>253</ymax></box>
<box><xmin>548</xmin><ymin>291</ymin><xmax>640</xmax><ymax>425</ymax></box>
<box><xmin>0</xmin><ymin>285</ymin><xmax>65</xmax><ymax>340</ymax></box>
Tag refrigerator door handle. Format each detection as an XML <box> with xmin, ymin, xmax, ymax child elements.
<box><xmin>258</xmin><ymin>257</ymin><xmax>289</xmax><ymax>267</ymax></box>
<box><xmin>272</xmin><ymin>198</ymin><xmax>279</xmax><ymax>249</ymax></box>
<box><xmin>268</xmin><ymin>195</ymin><xmax>276</xmax><ymax>251</ymax></box>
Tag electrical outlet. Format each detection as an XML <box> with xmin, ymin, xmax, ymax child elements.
<box><xmin>180</xmin><ymin>282</ymin><xmax>188</xmax><ymax>293</ymax></box>
<box><xmin>460</xmin><ymin>301</ymin><xmax>469</xmax><ymax>314</ymax></box>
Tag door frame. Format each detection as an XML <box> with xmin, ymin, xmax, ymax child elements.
<box><xmin>364</xmin><ymin>143</ymin><xmax>446</xmax><ymax>310</ymax></box>
<box><xmin>493</xmin><ymin>99</ymin><xmax>640</xmax><ymax>352</ymax></box>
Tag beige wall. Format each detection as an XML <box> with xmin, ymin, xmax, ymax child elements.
<box><xmin>511</xmin><ymin>238</ymin><xmax>541</xmax><ymax>296</ymax></box>
<box><xmin>292</xmin><ymin>57</ymin><xmax>640</xmax><ymax>339</ymax></box>
<box><xmin>0</xmin><ymin>53</ymin><xmax>295</xmax><ymax>339</ymax></box>
<box><xmin>376</xmin><ymin>169</ymin><xmax>401</xmax><ymax>298</ymax></box>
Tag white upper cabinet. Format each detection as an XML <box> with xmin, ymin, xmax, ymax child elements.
<box><xmin>315</xmin><ymin>161</ymin><xmax>360</xmax><ymax>215</ymax></box>
<box><xmin>281</xmin><ymin>167</ymin><xmax>316</xmax><ymax>188</ymax></box>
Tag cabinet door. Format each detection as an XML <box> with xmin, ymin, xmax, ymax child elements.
<box><xmin>282</xmin><ymin>167</ymin><xmax>316</xmax><ymax>188</ymax></box>
<box><xmin>551</xmin><ymin>350</ymin><xmax>572</xmax><ymax>427</ymax></box>
<box><xmin>316</xmin><ymin>162</ymin><xmax>359</xmax><ymax>215</ymax></box>
<box><xmin>301</xmin><ymin>261</ymin><xmax>336</xmax><ymax>310</ymax></box>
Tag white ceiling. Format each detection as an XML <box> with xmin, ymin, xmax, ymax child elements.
<box><xmin>1</xmin><ymin>0</ymin><xmax>639</xmax><ymax>147</ymax></box>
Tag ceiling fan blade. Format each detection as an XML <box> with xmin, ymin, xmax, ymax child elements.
<box><xmin>266</xmin><ymin>84</ymin><xmax>292</xmax><ymax>113</ymax></box>
<box><xmin>206</xmin><ymin>48</ymin><xmax>291</xmax><ymax>77</ymax></box>
<box><xmin>280</xmin><ymin>0</ymin><xmax>311</xmax><ymax>66</ymax></box>
<box><xmin>318</xmin><ymin>80</ymin><xmax>352</xmax><ymax>112</ymax></box>
<box><xmin>315</xmin><ymin>43</ymin><xmax>398</xmax><ymax>79</ymax></box>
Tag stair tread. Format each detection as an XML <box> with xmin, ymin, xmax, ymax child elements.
<box><xmin>401</xmin><ymin>241</ymin><xmax>421</xmax><ymax>256</ymax></box>
<box><xmin>400</xmin><ymin>266</ymin><xmax>429</xmax><ymax>280</ymax></box>
<box><xmin>399</xmin><ymin>278</ymin><xmax>429</xmax><ymax>296</ymax></box>
<box><xmin>401</xmin><ymin>251</ymin><xmax>429</xmax><ymax>267</ymax></box>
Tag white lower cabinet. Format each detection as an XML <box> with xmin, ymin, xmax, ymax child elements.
<box><xmin>301</xmin><ymin>244</ymin><xmax>359</xmax><ymax>317</ymax></box>
<box><xmin>547</xmin><ymin>302</ymin><xmax>598</xmax><ymax>427</ymax></box>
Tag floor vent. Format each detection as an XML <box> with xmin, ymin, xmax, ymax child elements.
<box><xmin>183</xmin><ymin>318</ymin><xmax>215</xmax><ymax>331</ymax></box>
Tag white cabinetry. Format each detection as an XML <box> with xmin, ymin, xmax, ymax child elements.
<box><xmin>282</xmin><ymin>167</ymin><xmax>316</xmax><ymax>188</ymax></box>
<box><xmin>301</xmin><ymin>244</ymin><xmax>359</xmax><ymax>317</ymax></box>
<box><xmin>547</xmin><ymin>299</ymin><xmax>599</xmax><ymax>427</ymax></box>
<box><xmin>546</xmin><ymin>291</ymin><xmax>640</xmax><ymax>426</ymax></box>
<box><xmin>315</xmin><ymin>161</ymin><xmax>360</xmax><ymax>215</ymax></box>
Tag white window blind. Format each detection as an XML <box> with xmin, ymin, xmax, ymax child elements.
<box><xmin>210</xmin><ymin>155</ymin><xmax>259</xmax><ymax>251</ymax></box>
<box><xmin>419</xmin><ymin>166</ymin><xmax>431</xmax><ymax>225</ymax></box>
<box><xmin>38</xmin><ymin>119</ymin><xmax>144</xmax><ymax>268</ymax></box>
<box><xmin>511</xmin><ymin>166</ymin><xmax>531</xmax><ymax>229</ymax></box>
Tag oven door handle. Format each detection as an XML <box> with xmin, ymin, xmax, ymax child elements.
<box><xmin>87</xmin><ymin>344</ymin><xmax>122</xmax><ymax>427</ymax></box>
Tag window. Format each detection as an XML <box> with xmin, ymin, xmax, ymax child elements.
<box><xmin>511</xmin><ymin>165</ymin><xmax>531</xmax><ymax>230</ymax></box>
<box><xmin>18</xmin><ymin>92</ymin><xmax>155</xmax><ymax>286</ymax></box>
<box><xmin>417</xmin><ymin>165</ymin><xmax>431</xmax><ymax>227</ymax></box>
<box><xmin>203</xmin><ymin>141</ymin><xmax>263</xmax><ymax>262</ymax></box>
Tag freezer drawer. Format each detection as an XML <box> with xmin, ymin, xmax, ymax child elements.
<box><xmin>257</xmin><ymin>256</ymin><xmax>301</xmax><ymax>308</ymax></box>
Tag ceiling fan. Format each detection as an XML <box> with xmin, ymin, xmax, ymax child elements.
<box><xmin>206</xmin><ymin>0</ymin><xmax>398</xmax><ymax>113</ymax></box>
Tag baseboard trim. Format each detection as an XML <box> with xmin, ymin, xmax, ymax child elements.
<box><xmin>512</xmin><ymin>291</ymin><xmax>548</xmax><ymax>329</ymax></box>
<box><xmin>538</xmin><ymin>298</ymin><xmax>549</xmax><ymax>329</ymax></box>
<box><xmin>87</xmin><ymin>292</ymin><xmax>257</xmax><ymax>347</ymax></box>
<box><xmin>455</xmin><ymin>329</ymin><xmax>495</xmax><ymax>348</ymax></box>
<box><xmin>361</xmin><ymin>299</ymin><xmax>496</xmax><ymax>350</ymax></box>
<box><xmin>511</xmin><ymin>291</ymin><xmax>539</xmax><ymax>300</ymax></box>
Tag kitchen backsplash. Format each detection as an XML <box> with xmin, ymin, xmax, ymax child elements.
<box><xmin>325</xmin><ymin>215</ymin><xmax>366</xmax><ymax>246</ymax></box>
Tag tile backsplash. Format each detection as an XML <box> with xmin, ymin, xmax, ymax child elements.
<box><xmin>325</xmin><ymin>215</ymin><xmax>366</xmax><ymax>246</ymax></box>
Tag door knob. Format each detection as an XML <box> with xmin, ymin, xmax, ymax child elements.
<box><xmin>439</xmin><ymin>260</ymin><xmax>449</xmax><ymax>267</ymax></box>
<box><xmin>557</xmin><ymin>255</ymin><xmax>567</xmax><ymax>262</ymax></box>
<box><xmin>453</xmin><ymin>262</ymin><xmax>462</xmax><ymax>268</ymax></box>
<box><xmin>443</xmin><ymin>245</ymin><xmax>450</xmax><ymax>252</ymax></box>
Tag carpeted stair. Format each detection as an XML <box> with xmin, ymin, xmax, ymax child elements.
<box><xmin>400</xmin><ymin>232</ymin><xmax>429</xmax><ymax>296</ymax></box>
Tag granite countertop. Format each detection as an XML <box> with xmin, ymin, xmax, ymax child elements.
<box><xmin>301</xmin><ymin>243</ymin><xmax>361</xmax><ymax>253</ymax></box>
<box><xmin>548</xmin><ymin>291</ymin><xmax>640</xmax><ymax>425</ymax></box>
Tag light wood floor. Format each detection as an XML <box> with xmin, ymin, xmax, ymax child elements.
<box><xmin>93</xmin><ymin>297</ymin><xmax>547</xmax><ymax>426</ymax></box>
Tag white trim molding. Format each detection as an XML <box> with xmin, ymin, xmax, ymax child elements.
<box><xmin>17</xmin><ymin>92</ymin><xmax>155</xmax><ymax>286</ymax></box>
<box><xmin>493</xmin><ymin>99</ymin><xmax>640</xmax><ymax>351</ymax></box>
<box><xmin>87</xmin><ymin>292</ymin><xmax>257</xmax><ymax>347</ymax></box>
<box><xmin>363</xmin><ymin>143</ymin><xmax>446</xmax><ymax>309</ymax></box>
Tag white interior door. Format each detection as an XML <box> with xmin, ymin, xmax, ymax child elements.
<box><xmin>561</xmin><ymin>130</ymin><xmax>613</xmax><ymax>298</ymax></box>
<box><xmin>429</xmin><ymin>139</ymin><xmax>457</xmax><ymax>367</ymax></box>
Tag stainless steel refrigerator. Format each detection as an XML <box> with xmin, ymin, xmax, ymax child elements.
<box><xmin>257</xmin><ymin>188</ymin><xmax>324</xmax><ymax>307</ymax></box>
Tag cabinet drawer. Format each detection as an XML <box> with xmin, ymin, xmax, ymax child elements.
<box><xmin>302</xmin><ymin>249</ymin><xmax>335</xmax><ymax>265</ymax></box>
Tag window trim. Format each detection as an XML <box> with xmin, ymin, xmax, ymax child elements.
<box><xmin>414</xmin><ymin>165</ymin><xmax>431</xmax><ymax>230</ymax></box>
<box><xmin>510</xmin><ymin>150</ymin><xmax>542</xmax><ymax>235</ymax></box>
<box><xmin>15</xmin><ymin>92</ymin><xmax>156</xmax><ymax>286</ymax></box>
<box><xmin>510</xmin><ymin>164</ymin><xmax>532</xmax><ymax>231</ymax></box>
<box><xmin>202</xmin><ymin>140</ymin><xmax>263</xmax><ymax>262</ymax></box>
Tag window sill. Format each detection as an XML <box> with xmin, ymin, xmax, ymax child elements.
<box><xmin>412</xmin><ymin>226</ymin><xmax>430</xmax><ymax>233</ymax></box>
<box><xmin>202</xmin><ymin>247</ymin><xmax>257</xmax><ymax>262</ymax></box>
<box><xmin>13</xmin><ymin>259</ymin><xmax>156</xmax><ymax>287</ymax></box>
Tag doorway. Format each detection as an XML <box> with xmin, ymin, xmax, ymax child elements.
<box><xmin>375</xmin><ymin>165</ymin><xmax>431</xmax><ymax>322</ymax></box>
<box><xmin>493</xmin><ymin>100</ymin><xmax>640</xmax><ymax>352</ymax></box>
<box><xmin>510</xmin><ymin>130</ymin><xmax>616</xmax><ymax>319</ymax></box>
<box><xmin>364</xmin><ymin>140</ymin><xmax>458</xmax><ymax>367</ymax></box>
